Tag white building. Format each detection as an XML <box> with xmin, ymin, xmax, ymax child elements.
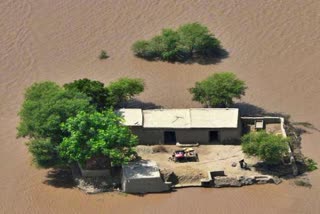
<box><xmin>118</xmin><ymin>108</ymin><xmax>241</xmax><ymax>144</ymax></box>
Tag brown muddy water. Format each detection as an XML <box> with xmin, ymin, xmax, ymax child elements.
<box><xmin>1</xmin><ymin>0</ymin><xmax>320</xmax><ymax>213</ymax></box>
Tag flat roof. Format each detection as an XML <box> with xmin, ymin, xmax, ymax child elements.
<box><xmin>143</xmin><ymin>109</ymin><xmax>191</xmax><ymax>128</ymax></box>
<box><xmin>122</xmin><ymin>160</ymin><xmax>160</xmax><ymax>179</ymax></box>
<box><xmin>118</xmin><ymin>108</ymin><xmax>239</xmax><ymax>128</ymax></box>
<box><xmin>143</xmin><ymin>108</ymin><xmax>239</xmax><ymax>128</ymax></box>
<box><xmin>117</xmin><ymin>108</ymin><xmax>143</xmax><ymax>126</ymax></box>
<box><xmin>190</xmin><ymin>108</ymin><xmax>239</xmax><ymax>128</ymax></box>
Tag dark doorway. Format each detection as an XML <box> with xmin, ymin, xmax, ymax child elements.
<box><xmin>209</xmin><ymin>131</ymin><xmax>219</xmax><ymax>142</ymax></box>
<box><xmin>164</xmin><ymin>131</ymin><xmax>176</xmax><ymax>144</ymax></box>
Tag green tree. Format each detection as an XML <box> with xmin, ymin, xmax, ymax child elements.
<box><xmin>28</xmin><ymin>138</ymin><xmax>59</xmax><ymax>168</ymax></box>
<box><xmin>189</xmin><ymin>72</ymin><xmax>247</xmax><ymax>107</ymax></box>
<box><xmin>59</xmin><ymin>110</ymin><xmax>138</xmax><ymax>167</ymax></box>
<box><xmin>150</xmin><ymin>29</ymin><xmax>180</xmax><ymax>61</ymax></box>
<box><xmin>107</xmin><ymin>77</ymin><xmax>145</xmax><ymax>107</ymax></box>
<box><xmin>132</xmin><ymin>40</ymin><xmax>154</xmax><ymax>58</ymax></box>
<box><xmin>17</xmin><ymin>81</ymin><xmax>93</xmax><ymax>167</ymax></box>
<box><xmin>177</xmin><ymin>22</ymin><xmax>220</xmax><ymax>57</ymax></box>
<box><xmin>64</xmin><ymin>78</ymin><xmax>109</xmax><ymax>111</ymax></box>
<box><xmin>241</xmin><ymin>131</ymin><xmax>289</xmax><ymax>164</ymax></box>
<box><xmin>131</xmin><ymin>23</ymin><xmax>222</xmax><ymax>62</ymax></box>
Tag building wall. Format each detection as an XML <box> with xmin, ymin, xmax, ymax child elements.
<box><xmin>175</xmin><ymin>129</ymin><xmax>210</xmax><ymax>143</ymax></box>
<box><xmin>131</xmin><ymin>127</ymin><xmax>164</xmax><ymax>144</ymax></box>
<box><xmin>130</xmin><ymin>126</ymin><xmax>241</xmax><ymax>145</ymax></box>
<box><xmin>78</xmin><ymin>163</ymin><xmax>111</xmax><ymax>177</ymax></box>
<box><xmin>122</xmin><ymin>177</ymin><xmax>170</xmax><ymax>193</ymax></box>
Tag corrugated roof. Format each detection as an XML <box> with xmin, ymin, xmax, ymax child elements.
<box><xmin>119</xmin><ymin>108</ymin><xmax>239</xmax><ymax>128</ymax></box>
<box><xmin>117</xmin><ymin>108</ymin><xmax>143</xmax><ymax>126</ymax></box>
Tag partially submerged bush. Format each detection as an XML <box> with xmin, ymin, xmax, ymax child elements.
<box><xmin>132</xmin><ymin>22</ymin><xmax>222</xmax><ymax>62</ymax></box>
<box><xmin>305</xmin><ymin>158</ymin><xmax>318</xmax><ymax>172</ymax></box>
<box><xmin>152</xmin><ymin>145</ymin><xmax>168</xmax><ymax>153</ymax></box>
<box><xmin>294</xmin><ymin>177</ymin><xmax>312</xmax><ymax>188</ymax></box>
<box><xmin>132</xmin><ymin>40</ymin><xmax>155</xmax><ymax>58</ymax></box>
<box><xmin>99</xmin><ymin>50</ymin><xmax>109</xmax><ymax>59</ymax></box>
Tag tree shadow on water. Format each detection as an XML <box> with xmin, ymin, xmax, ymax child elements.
<box><xmin>183</xmin><ymin>47</ymin><xmax>229</xmax><ymax>65</ymax></box>
<box><xmin>232</xmin><ymin>102</ymin><xmax>267</xmax><ymax>117</ymax></box>
<box><xmin>43</xmin><ymin>168</ymin><xmax>75</xmax><ymax>188</ymax></box>
<box><xmin>134</xmin><ymin>47</ymin><xmax>229</xmax><ymax>65</ymax></box>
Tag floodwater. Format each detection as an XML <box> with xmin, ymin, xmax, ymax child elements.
<box><xmin>1</xmin><ymin>0</ymin><xmax>320</xmax><ymax>213</ymax></box>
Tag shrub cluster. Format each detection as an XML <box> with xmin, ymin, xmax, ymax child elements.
<box><xmin>305</xmin><ymin>158</ymin><xmax>318</xmax><ymax>172</ymax></box>
<box><xmin>241</xmin><ymin>131</ymin><xmax>289</xmax><ymax>164</ymax></box>
<box><xmin>132</xmin><ymin>23</ymin><xmax>221</xmax><ymax>62</ymax></box>
<box><xmin>99</xmin><ymin>50</ymin><xmax>109</xmax><ymax>60</ymax></box>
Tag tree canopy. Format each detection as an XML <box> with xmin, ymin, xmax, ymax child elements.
<box><xmin>241</xmin><ymin>131</ymin><xmax>289</xmax><ymax>164</ymax></box>
<box><xmin>63</xmin><ymin>78</ymin><xmax>109</xmax><ymax>111</ymax></box>
<box><xmin>177</xmin><ymin>23</ymin><xmax>220</xmax><ymax>57</ymax></box>
<box><xmin>107</xmin><ymin>77</ymin><xmax>145</xmax><ymax>107</ymax></box>
<box><xmin>17</xmin><ymin>78</ymin><xmax>145</xmax><ymax>168</ymax></box>
<box><xmin>132</xmin><ymin>22</ymin><xmax>222</xmax><ymax>62</ymax></box>
<box><xmin>17</xmin><ymin>82</ymin><xmax>93</xmax><ymax>141</ymax></box>
<box><xmin>59</xmin><ymin>110</ymin><xmax>138</xmax><ymax>166</ymax></box>
<box><xmin>17</xmin><ymin>81</ymin><xmax>93</xmax><ymax>167</ymax></box>
<box><xmin>189</xmin><ymin>72</ymin><xmax>247</xmax><ymax>107</ymax></box>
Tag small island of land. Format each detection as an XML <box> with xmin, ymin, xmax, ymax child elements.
<box><xmin>17</xmin><ymin>72</ymin><xmax>316</xmax><ymax>194</ymax></box>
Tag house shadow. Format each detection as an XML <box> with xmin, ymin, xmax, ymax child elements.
<box><xmin>232</xmin><ymin>102</ymin><xmax>318</xmax><ymax>133</ymax></box>
<box><xmin>232</xmin><ymin>102</ymin><xmax>290</xmax><ymax>118</ymax></box>
<box><xmin>43</xmin><ymin>168</ymin><xmax>75</xmax><ymax>188</ymax></box>
<box><xmin>232</xmin><ymin>102</ymin><xmax>267</xmax><ymax>117</ymax></box>
<box><xmin>122</xmin><ymin>99</ymin><xmax>163</xmax><ymax>109</ymax></box>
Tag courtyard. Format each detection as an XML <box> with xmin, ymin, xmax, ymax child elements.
<box><xmin>136</xmin><ymin>144</ymin><xmax>265</xmax><ymax>184</ymax></box>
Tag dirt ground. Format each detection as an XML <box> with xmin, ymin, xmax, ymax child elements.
<box><xmin>136</xmin><ymin>145</ymin><xmax>264</xmax><ymax>184</ymax></box>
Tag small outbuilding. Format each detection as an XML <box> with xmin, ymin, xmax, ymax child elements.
<box><xmin>121</xmin><ymin>160</ymin><xmax>171</xmax><ymax>193</ymax></box>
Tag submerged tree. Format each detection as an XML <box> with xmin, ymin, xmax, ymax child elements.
<box><xmin>150</xmin><ymin>29</ymin><xmax>181</xmax><ymax>61</ymax></box>
<box><xmin>131</xmin><ymin>40</ymin><xmax>154</xmax><ymax>58</ymax></box>
<box><xmin>17</xmin><ymin>82</ymin><xmax>93</xmax><ymax>167</ymax></box>
<box><xmin>107</xmin><ymin>77</ymin><xmax>145</xmax><ymax>107</ymax></box>
<box><xmin>132</xmin><ymin>22</ymin><xmax>222</xmax><ymax>62</ymax></box>
<box><xmin>177</xmin><ymin>22</ymin><xmax>220</xmax><ymax>57</ymax></box>
<box><xmin>59</xmin><ymin>110</ymin><xmax>138</xmax><ymax>167</ymax></box>
<box><xmin>241</xmin><ymin>131</ymin><xmax>289</xmax><ymax>164</ymax></box>
<box><xmin>189</xmin><ymin>72</ymin><xmax>247</xmax><ymax>107</ymax></box>
<box><xmin>99</xmin><ymin>50</ymin><xmax>109</xmax><ymax>59</ymax></box>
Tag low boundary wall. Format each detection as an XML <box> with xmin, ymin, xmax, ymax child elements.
<box><xmin>78</xmin><ymin>163</ymin><xmax>111</xmax><ymax>177</ymax></box>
